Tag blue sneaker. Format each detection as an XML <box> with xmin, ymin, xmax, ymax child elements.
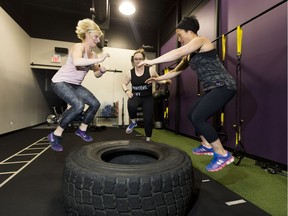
<box><xmin>192</xmin><ymin>144</ymin><xmax>214</xmax><ymax>155</ymax></box>
<box><xmin>75</xmin><ymin>128</ymin><xmax>93</xmax><ymax>142</ymax></box>
<box><xmin>206</xmin><ymin>151</ymin><xmax>234</xmax><ymax>172</ymax></box>
<box><xmin>47</xmin><ymin>132</ymin><xmax>63</xmax><ymax>152</ymax></box>
<box><xmin>126</xmin><ymin>122</ymin><xmax>137</xmax><ymax>134</ymax></box>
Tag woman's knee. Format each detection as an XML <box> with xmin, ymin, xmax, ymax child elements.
<box><xmin>91</xmin><ymin>99</ymin><xmax>100</xmax><ymax>110</ymax></box>
<box><xmin>187</xmin><ymin>111</ymin><xmax>195</xmax><ymax>123</ymax></box>
<box><xmin>128</xmin><ymin>101</ymin><xmax>137</xmax><ymax>111</ymax></box>
<box><xmin>74</xmin><ymin>100</ymin><xmax>85</xmax><ymax>114</ymax></box>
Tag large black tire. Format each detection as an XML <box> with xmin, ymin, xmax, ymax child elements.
<box><xmin>63</xmin><ymin>140</ymin><xmax>195</xmax><ymax>216</ymax></box>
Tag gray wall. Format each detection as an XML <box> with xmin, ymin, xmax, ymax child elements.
<box><xmin>159</xmin><ymin>0</ymin><xmax>287</xmax><ymax>165</ymax></box>
<box><xmin>0</xmin><ymin>7</ymin><xmax>50</xmax><ymax>135</ymax></box>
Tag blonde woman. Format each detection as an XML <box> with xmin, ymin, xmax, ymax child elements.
<box><xmin>48</xmin><ymin>18</ymin><xmax>110</xmax><ymax>151</ymax></box>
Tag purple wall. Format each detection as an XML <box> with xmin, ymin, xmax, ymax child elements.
<box><xmin>179</xmin><ymin>0</ymin><xmax>217</xmax><ymax>136</ymax></box>
<box><xmin>220</xmin><ymin>0</ymin><xmax>287</xmax><ymax>164</ymax></box>
<box><xmin>159</xmin><ymin>0</ymin><xmax>287</xmax><ymax>165</ymax></box>
<box><xmin>160</xmin><ymin>1</ymin><xmax>217</xmax><ymax>135</ymax></box>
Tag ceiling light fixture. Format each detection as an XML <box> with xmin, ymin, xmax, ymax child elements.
<box><xmin>119</xmin><ymin>1</ymin><xmax>136</xmax><ymax>16</ymax></box>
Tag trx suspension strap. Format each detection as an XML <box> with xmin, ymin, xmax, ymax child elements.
<box><xmin>233</xmin><ymin>26</ymin><xmax>245</xmax><ymax>166</ymax></box>
<box><xmin>163</xmin><ymin>68</ymin><xmax>169</xmax><ymax>125</ymax></box>
<box><xmin>222</xmin><ymin>34</ymin><xmax>226</xmax><ymax>61</ymax></box>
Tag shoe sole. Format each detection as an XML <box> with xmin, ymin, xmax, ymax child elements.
<box><xmin>206</xmin><ymin>156</ymin><xmax>235</xmax><ymax>172</ymax></box>
<box><xmin>126</xmin><ymin>124</ymin><xmax>137</xmax><ymax>134</ymax></box>
<box><xmin>51</xmin><ymin>145</ymin><xmax>63</xmax><ymax>152</ymax></box>
<box><xmin>193</xmin><ymin>151</ymin><xmax>214</xmax><ymax>156</ymax></box>
<box><xmin>75</xmin><ymin>132</ymin><xmax>93</xmax><ymax>142</ymax></box>
<box><xmin>126</xmin><ymin>129</ymin><xmax>133</xmax><ymax>134</ymax></box>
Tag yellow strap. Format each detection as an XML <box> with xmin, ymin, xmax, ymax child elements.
<box><xmin>220</xmin><ymin>112</ymin><xmax>224</xmax><ymax>126</ymax></box>
<box><xmin>235</xmin><ymin>132</ymin><xmax>239</xmax><ymax>145</ymax></box>
<box><xmin>221</xmin><ymin>34</ymin><xmax>226</xmax><ymax>61</ymax></box>
<box><xmin>164</xmin><ymin>107</ymin><xmax>168</xmax><ymax>119</ymax></box>
<box><xmin>164</xmin><ymin>68</ymin><xmax>169</xmax><ymax>74</ymax></box>
<box><xmin>237</xmin><ymin>25</ymin><xmax>243</xmax><ymax>56</ymax></box>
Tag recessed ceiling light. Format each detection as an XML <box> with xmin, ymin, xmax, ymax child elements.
<box><xmin>119</xmin><ymin>1</ymin><xmax>136</xmax><ymax>16</ymax></box>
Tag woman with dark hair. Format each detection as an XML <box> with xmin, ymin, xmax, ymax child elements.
<box><xmin>140</xmin><ymin>16</ymin><xmax>237</xmax><ymax>172</ymax></box>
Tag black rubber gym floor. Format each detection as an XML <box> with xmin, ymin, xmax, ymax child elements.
<box><xmin>0</xmin><ymin>127</ymin><xmax>270</xmax><ymax>216</ymax></box>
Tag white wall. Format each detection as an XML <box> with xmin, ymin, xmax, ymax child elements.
<box><xmin>0</xmin><ymin>7</ymin><xmax>50</xmax><ymax>135</ymax></box>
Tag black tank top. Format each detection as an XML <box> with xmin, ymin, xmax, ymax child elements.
<box><xmin>131</xmin><ymin>66</ymin><xmax>152</xmax><ymax>97</ymax></box>
<box><xmin>189</xmin><ymin>49</ymin><xmax>237</xmax><ymax>92</ymax></box>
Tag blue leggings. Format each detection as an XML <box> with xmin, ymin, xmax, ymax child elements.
<box><xmin>188</xmin><ymin>86</ymin><xmax>236</xmax><ymax>143</ymax></box>
<box><xmin>51</xmin><ymin>82</ymin><xmax>100</xmax><ymax>129</ymax></box>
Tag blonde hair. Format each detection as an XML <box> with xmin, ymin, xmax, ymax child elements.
<box><xmin>75</xmin><ymin>18</ymin><xmax>103</xmax><ymax>41</ymax></box>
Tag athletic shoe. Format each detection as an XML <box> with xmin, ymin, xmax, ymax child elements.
<box><xmin>47</xmin><ymin>132</ymin><xmax>63</xmax><ymax>152</ymax></box>
<box><xmin>75</xmin><ymin>128</ymin><xmax>93</xmax><ymax>142</ymax></box>
<box><xmin>126</xmin><ymin>122</ymin><xmax>137</xmax><ymax>134</ymax></box>
<box><xmin>192</xmin><ymin>144</ymin><xmax>214</xmax><ymax>155</ymax></box>
<box><xmin>206</xmin><ymin>152</ymin><xmax>234</xmax><ymax>172</ymax></box>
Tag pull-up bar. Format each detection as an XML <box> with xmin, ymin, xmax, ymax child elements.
<box><xmin>30</xmin><ymin>63</ymin><xmax>122</xmax><ymax>73</ymax></box>
<box><xmin>212</xmin><ymin>0</ymin><xmax>287</xmax><ymax>43</ymax></box>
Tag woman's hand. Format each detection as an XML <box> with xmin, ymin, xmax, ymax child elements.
<box><xmin>138</xmin><ymin>59</ymin><xmax>153</xmax><ymax>67</ymax></box>
<box><xmin>99</xmin><ymin>66</ymin><xmax>106</xmax><ymax>74</ymax></box>
<box><xmin>93</xmin><ymin>64</ymin><xmax>107</xmax><ymax>78</ymax></box>
<box><xmin>158</xmin><ymin>79</ymin><xmax>172</xmax><ymax>85</ymax></box>
<box><xmin>145</xmin><ymin>77</ymin><xmax>159</xmax><ymax>84</ymax></box>
<box><xmin>126</xmin><ymin>91</ymin><xmax>133</xmax><ymax>98</ymax></box>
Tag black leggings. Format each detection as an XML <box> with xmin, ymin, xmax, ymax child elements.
<box><xmin>127</xmin><ymin>96</ymin><xmax>154</xmax><ymax>137</ymax></box>
<box><xmin>187</xmin><ymin>86</ymin><xmax>236</xmax><ymax>143</ymax></box>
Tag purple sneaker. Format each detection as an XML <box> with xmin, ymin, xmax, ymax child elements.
<box><xmin>206</xmin><ymin>152</ymin><xmax>234</xmax><ymax>172</ymax></box>
<box><xmin>47</xmin><ymin>132</ymin><xmax>63</xmax><ymax>152</ymax></box>
<box><xmin>192</xmin><ymin>144</ymin><xmax>214</xmax><ymax>155</ymax></box>
<box><xmin>75</xmin><ymin>128</ymin><xmax>93</xmax><ymax>142</ymax></box>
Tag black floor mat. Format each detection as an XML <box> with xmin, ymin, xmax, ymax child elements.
<box><xmin>0</xmin><ymin>127</ymin><xmax>270</xmax><ymax>216</ymax></box>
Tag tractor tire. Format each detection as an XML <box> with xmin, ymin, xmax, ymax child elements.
<box><xmin>63</xmin><ymin>140</ymin><xmax>195</xmax><ymax>216</ymax></box>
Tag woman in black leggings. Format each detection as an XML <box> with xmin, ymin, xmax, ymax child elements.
<box><xmin>122</xmin><ymin>48</ymin><xmax>170</xmax><ymax>141</ymax></box>
<box><xmin>141</xmin><ymin>16</ymin><xmax>236</xmax><ymax>172</ymax></box>
<box><xmin>188</xmin><ymin>86</ymin><xmax>235</xmax><ymax>147</ymax></box>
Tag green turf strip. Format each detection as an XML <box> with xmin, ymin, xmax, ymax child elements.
<box><xmin>136</xmin><ymin>128</ymin><xmax>287</xmax><ymax>216</ymax></box>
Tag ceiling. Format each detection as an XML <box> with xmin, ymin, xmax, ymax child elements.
<box><xmin>1</xmin><ymin>0</ymin><xmax>176</xmax><ymax>49</ymax></box>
